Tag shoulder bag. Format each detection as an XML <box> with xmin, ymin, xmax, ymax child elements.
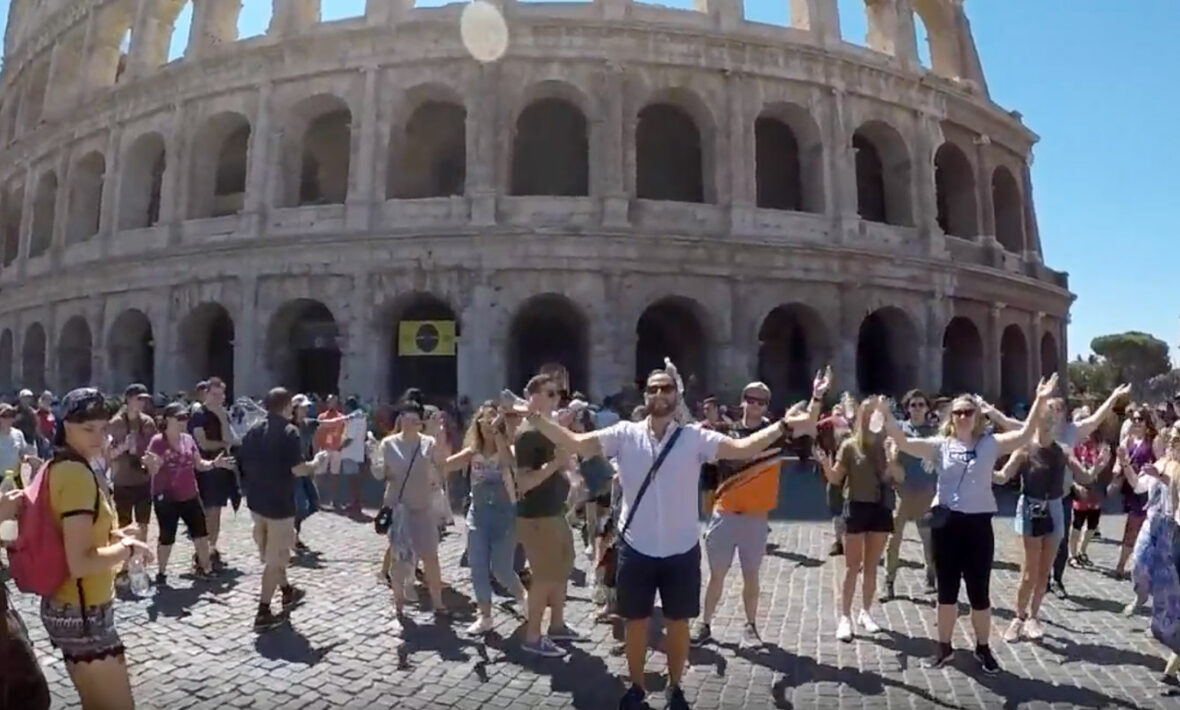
<box><xmin>599</xmin><ymin>427</ymin><xmax>684</xmax><ymax>588</ymax></box>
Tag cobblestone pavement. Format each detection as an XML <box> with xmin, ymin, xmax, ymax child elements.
<box><xmin>18</xmin><ymin>470</ymin><xmax>1178</xmax><ymax>709</ymax></box>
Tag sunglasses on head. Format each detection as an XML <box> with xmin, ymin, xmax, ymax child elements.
<box><xmin>645</xmin><ymin>384</ymin><xmax>676</xmax><ymax>395</ymax></box>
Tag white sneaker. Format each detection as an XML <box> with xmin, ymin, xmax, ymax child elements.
<box><xmin>857</xmin><ymin>609</ymin><xmax>881</xmax><ymax>634</ymax></box>
<box><xmin>466</xmin><ymin>616</ymin><xmax>493</xmax><ymax>635</ymax></box>
<box><xmin>836</xmin><ymin>615</ymin><xmax>853</xmax><ymax>642</ymax></box>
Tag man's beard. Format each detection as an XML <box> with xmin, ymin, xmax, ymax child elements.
<box><xmin>647</xmin><ymin>398</ymin><xmax>675</xmax><ymax>417</ymax></box>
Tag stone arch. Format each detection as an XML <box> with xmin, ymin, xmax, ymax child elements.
<box><xmin>18</xmin><ymin>60</ymin><xmax>49</xmax><ymax>134</ymax></box>
<box><xmin>90</xmin><ymin>0</ymin><xmax>135</xmax><ymax>88</ymax></box>
<box><xmin>856</xmin><ymin>307</ymin><xmax>919</xmax><ymax>397</ymax></box>
<box><xmin>636</xmin><ymin>296</ymin><xmax>710</xmax><ymax>395</ymax></box>
<box><xmin>755</xmin><ymin>103</ymin><xmax>824</xmax><ymax>213</ymax></box>
<box><xmin>636</xmin><ymin>88</ymin><xmax>714</xmax><ymax>204</ymax></box>
<box><xmin>757</xmin><ymin>304</ymin><xmax>831</xmax><ymax>410</ymax></box>
<box><xmin>2</xmin><ymin>185</ymin><xmax>22</xmax><ymax>267</ymax></box>
<box><xmin>507</xmin><ymin>294</ymin><xmax>590</xmax><ymax>394</ymax></box>
<box><xmin>120</xmin><ymin>132</ymin><xmax>166</xmax><ymax>229</ymax></box>
<box><xmin>265</xmin><ymin>299</ymin><xmax>341</xmax><ymax>396</ymax></box>
<box><xmin>57</xmin><ymin>316</ymin><xmax>93</xmax><ymax>390</ymax></box>
<box><xmin>30</xmin><ymin>171</ymin><xmax>57</xmax><ymax>258</ymax></box>
<box><xmin>992</xmin><ymin>166</ymin><xmax>1024</xmax><ymax>253</ymax></box>
<box><xmin>934</xmin><ymin>142</ymin><xmax>977</xmax><ymax>237</ymax></box>
<box><xmin>107</xmin><ymin>309</ymin><xmax>154</xmax><ymax>392</ymax></box>
<box><xmin>281</xmin><ymin>94</ymin><xmax>352</xmax><ymax>207</ymax></box>
<box><xmin>388</xmin><ymin>87</ymin><xmax>467</xmax><ymax>199</ymax></box>
<box><xmin>941</xmin><ymin>316</ymin><xmax>983</xmax><ymax>395</ymax></box>
<box><xmin>0</xmin><ymin>329</ymin><xmax>12</xmax><ymax>393</ymax></box>
<box><xmin>852</xmin><ymin>120</ymin><xmax>913</xmax><ymax>226</ymax></box>
<box><xmin>21</xmin><ymin>323</ymin><xmax>46</xmax><ymax>393</ymax></box>
<box><xmin>386</xmin><ymin>293</ymin><xmax>459</xmax><ymax>401</ymax></box>
<box><xmin>66</xmin><ymin>151</ymin><xmax>106</xmax><ymax>244</ymax></box>
<box><xmin>189</xmin><ymin>111</ymin><xmax>251</xmax><ymax>219</ymax></box>
<box><xmin>178</xmin><ymin>302</ymin><xmax>235</xmax><ymax>392</ymax></box>
<box><xmin>510</xmin><ymin>97</ymin><xmax>589</xmax><ymax>197</ymax></box>
<box><xmin>911</xmin><ymin>0</ymin><xmax>964</xmax><ymax>80</ymax></box>
<box><xmin>1040</xmin><ymin>331</ymin><xmax>1059</xmax><ymax>378</ymax></box>
<box><xmin>1000</xmin><ymin>324</ymin><xmax>1030</xmax><ymax>410</ymax></box>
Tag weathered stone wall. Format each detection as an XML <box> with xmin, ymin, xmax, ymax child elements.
<box><xmin>0</xmin><ymin>0</ymin><xmax>1071</xmax><ymax>405</ymax></box>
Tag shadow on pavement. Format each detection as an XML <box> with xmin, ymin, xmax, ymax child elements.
<box><xmin>255</xmin><ymin>622</ymin><xmax>344</xmax><ymax>665</ymax></box>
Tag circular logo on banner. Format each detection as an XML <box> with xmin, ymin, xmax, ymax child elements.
<box><xmin>415</xmin><ymin>323</ymin><xmax>441</xmax><ymax>353</ymax></box>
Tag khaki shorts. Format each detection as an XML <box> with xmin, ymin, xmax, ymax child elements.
<box><xmin>518</xmin><ymin>515</ymin><xmax>574</xmax><ymax>584</ymax></box>
<box><xmin>251</xmin><ymin>513</ymin><xmax>296</xmax><ymax>569</ymax></box>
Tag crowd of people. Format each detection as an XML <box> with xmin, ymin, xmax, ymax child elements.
<box><xmin>2</xmin><ymin>362</ymin><xmax>1180</xmax><ymax>710</ymax></box>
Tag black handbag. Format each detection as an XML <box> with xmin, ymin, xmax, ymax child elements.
<box><xmin>919</xmin><ymin>448</ymin><xmax>975</xmax><ymax>530</ymax></box>
<box><xmin>598</xmin><ymin>427</ymin><xmax>684</xmax><ymax>589</ymax></box>
<box><xmin>1</xmin><ymin>583</ymin><xmax>51</xmax><ymax>710</ymax></box>
<box><xmin>1026</xmin><ymin>499</ymin><xmax>1054</xmax><ymax>538</ymax></box>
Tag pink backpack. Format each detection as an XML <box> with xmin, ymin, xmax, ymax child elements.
<box><xmin>8</xmin><ymin>462</ymin><xmax>97</xmax><ymax>597</ymax></box>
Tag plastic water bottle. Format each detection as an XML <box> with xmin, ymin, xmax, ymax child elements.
<box><xmin>127</xmin><ymin>554</ymin><xmax>151</xmax><ymax>596</ymax></box>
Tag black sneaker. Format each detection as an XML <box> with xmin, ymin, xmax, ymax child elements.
<box><xmin>690</xmin><ymin>621</ymin><xmax>712</xmax><ymax>647</ymax></box>
<box><xmin>617</xmin><ymin>684</ymin><xmax>649</xmax><ymax>710</ymax></box>
<box><xmin>254</xmin><ymin>608</ymin><xmax>282</xmax><ymax>632</ymax></box>
<box><xmin>281</xmin><ymin>586</ymin><xmax>307</xmax><ymax>611</ymax></box>
<box><xmin>922</xmin><ymin>643</ymin><xmax>954</xmax><ymax>669</ymax></box>
<box><xmin>974</xmin><ymin>645</ymin><xmax>1000</xmax><ymax>675</ymax></box>
<box><xmin>665</xmin><ymin>685</ymin><xmax>690</xmax><ymax>710</ymax></box>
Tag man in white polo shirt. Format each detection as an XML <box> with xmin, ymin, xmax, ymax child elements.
<box><xmin>523</xmin><ymin>367</ymin><xmax>831</xmax><ymax>710</ymax></box>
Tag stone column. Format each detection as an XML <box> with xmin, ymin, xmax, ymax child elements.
<box><xmin>242</xmin><ymin>82</ymin><xmax>273</xmax><ymax>235</ymax></box>
<box><xmin>598</xmin><ymin>62</ymin><xmax>629</xmax><ymax>227</ymax></box>
<box><xmin>973</xmin><ymin>135</ymin><xmax>995</xmax><ymax>238</ymax></box>
<box><xmin>233</xmin><ymin>275</ymin><xmax>259</xmax><ymax>397</ymax></box>
<box><xmin>346</xmin><ymin>66</ymin><xmax>379</xmax><ymax>231</ymax></box>
<box><xmin>986</xmin><ymin>303</ymin><xmax>1004</xmax><ymax>401</ymax></box>
<box><xmin>791</xmin><ymin>0</ymin><xmax>841</xmax><ymax>45</ymax></box>
<box><xmin>269</xmin><ymin>0</ymin><xmax>320</xmax><ymax>37</ymax></box>
<box><xmin>340</xmin><ymin>271</ymin><xmax>373</xmax><ymax>396</ymax></box>
<box><xmin>466</xmin><ymin>64</ymin><xmax>500</xmax><ymax>227</ymax></box>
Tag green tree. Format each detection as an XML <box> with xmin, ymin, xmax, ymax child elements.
<box><xmin>1090</xmin><ymin>332</ymin><xmax>1172</xmax><ymax>388</ymax></box>
<box><xmin>1068</xmin><ymin>355</ymin><xmax>1116</xmax><ymax>402</ymax></box>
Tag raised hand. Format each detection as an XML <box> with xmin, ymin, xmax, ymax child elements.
<box><xmin>812</xmin><ymin>365</ymin><xmax>833</xmax><ymax>398</ymax></box>
<box><xmin>1035</xmin><ymin>373</ymin><xmax>1059</xmax><ymax>400</ymax></box>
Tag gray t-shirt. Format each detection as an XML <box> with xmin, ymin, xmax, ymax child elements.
<box><xmin>380</xmin><ymin>434</ymin><xmax>436</xmax><ymax>511</ymax></box>
<box><xmin>932</xmin><ymin>434</ymin><xmax>999</xmax><ymax>514</ymax></box>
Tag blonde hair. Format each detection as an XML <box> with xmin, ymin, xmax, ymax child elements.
<box><xmin>938</xmin><ymin>394</ymin><xmax>988</xmax><ymax>439</ymax></box>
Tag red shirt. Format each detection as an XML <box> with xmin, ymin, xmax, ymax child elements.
<box><xmin>36</xmin><ymin>409</ymin><xmax>56</xmax><ymax>439</ymax></box>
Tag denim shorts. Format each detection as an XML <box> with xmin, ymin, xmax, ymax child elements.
<box><xmin>616</xmin><ymin>541</ymin><xmax>701</xmax><ymax>621</ymax></box>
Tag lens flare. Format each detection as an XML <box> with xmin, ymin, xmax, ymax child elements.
<box><xmin>460</xmin><ymin>1</ymin><xmax>509</xmax><ymax>64</ymax></box>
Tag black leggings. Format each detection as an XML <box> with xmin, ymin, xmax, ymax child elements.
<box><xmin>1072</xmin><ymin>509</ymin><xmax>1101</xmax><ymax>531</ymax></box>
<box><xmin>932</xmin><ymin>511</ymin><xmax>994</xmax><ymax>610</ymax></box>
<box><xmin>154</xmin><ymin>497</ymin><xmax>208</xmax><ymax>546</ymax></box>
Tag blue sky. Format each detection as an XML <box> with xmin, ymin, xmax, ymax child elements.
<box><xmin>3</xmin><ymin>1</ymin><xmax>1177</xmax><ymax>362</ymax></box>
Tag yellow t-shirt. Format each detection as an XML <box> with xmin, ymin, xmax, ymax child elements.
<box><xmin>48</xmin><ymin>461</ymin><xmax>115</xmax><ymax>607</ymax></box>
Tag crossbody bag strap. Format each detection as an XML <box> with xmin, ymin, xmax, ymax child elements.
<box><xmin>620</xmin><ymin>426</ymin><xmax>685</xmax><ymax>541</ymax></box>
<box><xmin>394</xmin><ymin>443</ymin><xmax>422</xmax><ymax>504</ymax></box>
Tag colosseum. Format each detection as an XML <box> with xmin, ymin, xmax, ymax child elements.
<box><xmin>0</xmin><ymin>0</ymin><xmax>1071</xmax><ymax>410</ymax></box>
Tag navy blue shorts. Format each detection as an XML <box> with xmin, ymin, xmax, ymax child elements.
<box><xmin>616</xmin><ymin>541</ymin><xmax>701</xmax><ymax>621</ymax></box>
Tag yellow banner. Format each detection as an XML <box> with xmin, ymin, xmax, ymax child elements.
<box><xmin>398</xmin><ymin>321</ymin><xmax>456</xmax><ymax>356</ymax></box>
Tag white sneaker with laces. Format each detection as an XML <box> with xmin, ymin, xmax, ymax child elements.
<box><xmin>836</xmin><ymin>615</ymin><xmax>853</xmax><ymax>642</ymax></box>
<box><xmin>857</xmin><ymin>609</ymin><xmax>881</xmax><ymax>634</ymax></box>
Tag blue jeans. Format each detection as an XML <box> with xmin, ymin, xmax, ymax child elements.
<box><xmin>295</xmin><ymin>477</ymin><xmax>319</xmax><ymax>533</ymax></box>
<box><xmin>466</xmin><ymin>480</ymin><xmax>518</xmax><ymax>606</ymax></box>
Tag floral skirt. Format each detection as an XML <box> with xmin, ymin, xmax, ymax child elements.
<box><xmin>1131</xmin><ymin>514</ymin><xmax>1180</xmax><ymax>654</ymax></box>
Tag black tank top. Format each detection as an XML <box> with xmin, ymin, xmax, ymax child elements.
<box><xmin>1021</xmin><ymin>441</ymin><xmax>1066</xmax><ymax>500</ymax></box>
